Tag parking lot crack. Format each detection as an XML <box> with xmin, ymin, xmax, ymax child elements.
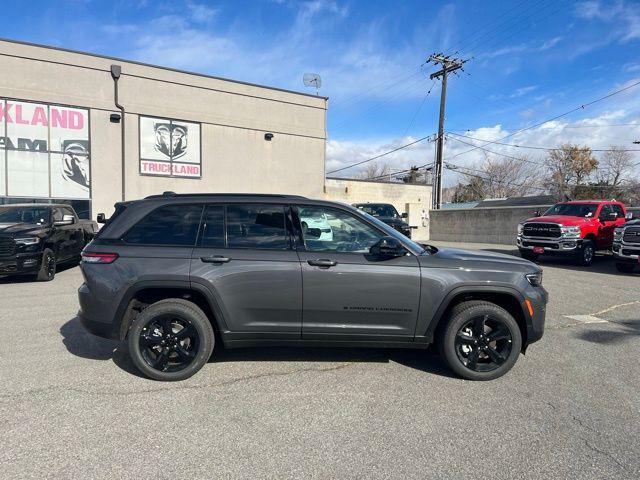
<box><xmin>0</xmin><ymin>362</ymin><xmax>357</xmax><ymax>400</ymax></box>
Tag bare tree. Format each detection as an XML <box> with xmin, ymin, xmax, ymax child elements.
<box><xmin>480</xmin><ymin>153</ymin><xmax>542</xmax><ymax>198</ymax></box>
<box><xmin>357</xmin><ymin>162</ymin><xmax>391</xmax><ymax>180</ymax></box>
<box><xmin>545</xmin><ymin>144</ymin><xmax>598</xmax><ymax>199</ymax></box>
<box><xmin>598</xmin><ymin>146</ymin><xmax>634</xmax><ymax>186</ymax></box>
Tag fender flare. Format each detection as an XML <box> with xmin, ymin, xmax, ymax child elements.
<box><xmin>421</xmin><ymin>284</ymin><xmax>528</xmax><ymax>342</ymax></box>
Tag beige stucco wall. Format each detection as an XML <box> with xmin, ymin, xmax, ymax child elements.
<box><xmin>324</xmin><ymin>178</ymin><xmax>432</xmax><ymax>240</ymax></box>
<box><xmin>0</xmin><ymin>39</ymin><xmax>326</xmax><ymax>218</ymax></box>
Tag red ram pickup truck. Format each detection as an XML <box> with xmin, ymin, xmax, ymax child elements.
<box><xmin>516</xmin><ymin>200</ymin><xmax>630</xmax><ymax>266</ymax></box>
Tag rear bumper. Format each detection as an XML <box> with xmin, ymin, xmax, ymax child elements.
<box><xmin>0</xmin><ymin>253</ymin><xmax>42</xmax><ymax>276</ymax></box>
<box><xmin>78</xmin><ymin>282</ymin><xmax>119</xmax><ymax>340</ymax></box>
<box><xmin>516</xmin><ymin>236</ymin><xmax>582</xmax><ymax>254</ymax></box>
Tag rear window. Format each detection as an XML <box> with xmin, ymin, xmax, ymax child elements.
<box><xmin>123</xmin><ymin>204</ymin><xmax>203</xmax><ymax>246</ymax></box>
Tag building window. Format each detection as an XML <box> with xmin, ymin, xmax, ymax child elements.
<box><xmin>139</xmin><ymin>116</ymin><xmax>201</xmax><ymax>178</ymax></box>
<box><xmin>0</xmin><ymin>99</ymin><xmax>90</xmax><ymax>201</ymax></box>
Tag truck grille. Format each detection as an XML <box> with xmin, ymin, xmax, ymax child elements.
<box><xmin>623</xmin><ymin>227</ymin><xmax>640</xmax><ymax>244</ymax></box>
<box><xmin>0</xmin><ymin>236</ymin><xmax>15</xmax><ymax>257</ymax></box>
<box><xmin>522</xmin><ymin>223</ymin><xmax>561</xmax><ymax>238</ymax></box>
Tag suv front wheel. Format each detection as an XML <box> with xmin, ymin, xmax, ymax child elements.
<box><xmin>127</xmin><ymin>299</ymin><xmax>215</xmax><ymax>381</ymax></box>
<box><xmin>438</xmin><ymin>301</ymin><xmax>522</xmax><ymax>381</ymax></box>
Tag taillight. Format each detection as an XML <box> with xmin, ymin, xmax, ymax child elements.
<box><xmin>81</xmin><ymin>252</ymin><xmax>119</xmax><ymax>264</ymax></box>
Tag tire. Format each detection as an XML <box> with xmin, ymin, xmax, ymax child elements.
<box><xmin>35</xmin><ymin>248</ymin><xmax>56</xmax><ymax>282</ymax></box>
<box><xmin>615</xmin><ymin>262</ymin><xmax>635</xmax><ymax>273</ymax></box>
<box><xmin>519</xmin><ymin>249</ymin><xmax>538</xmax><ymax>261</ymax></box>
<box><xmin>127</xmin><ymin>298</ymin><xmax>215</xmax><ymax>381</ymax></box>
<box><xmin>437</xmin><ymin>301</ymin><xmax>522</xmax><ymax>381</ymax></box>
<box><xmin>576</xmin><ymin>240</ymin><xmax>595</xmax><ymax>266</ymax></box>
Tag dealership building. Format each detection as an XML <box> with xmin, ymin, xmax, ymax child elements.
<box><xmin>0</xmin><ymin>39</ymin><xmax>431</xmax><ymax>237</ymax></box>
<box><xmin>0</xmin><ymin>39</ymin><xmax>327</xmax><ymax>219</ymax></box>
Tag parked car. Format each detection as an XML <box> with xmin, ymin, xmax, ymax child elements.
<box><xmin>0</xmin><ymin>203</ymin><xmax>98</xmax><ymax>281</ymax></box>
<box><xmin>78</xmin><ymin>193</ymin><xmax>546</xmax><ymax>382</ymax></box>
<box><xmin>352</xmin><ymin>202</ymin><xmax>413</xmax><ymax>238</ymax></box>
<box><xmin>612</xmin><ymin>215</ymin><xmax>639</xmax><ymax>273</ymax></box>
<box><xmin>516</xmin><ymin>200</ymin><xmax>629</xmax><ymax>265</ymax></box>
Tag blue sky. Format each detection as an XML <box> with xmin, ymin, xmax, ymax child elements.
<box><xmin>4</xmin><ymin>0</ymin><xmax>640</xmax><ymax>183</ymax></box>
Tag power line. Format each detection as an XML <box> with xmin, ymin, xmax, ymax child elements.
<box><xmin>401</xmin><ymin>80</ymin><xmax>436</xmax><ymax>137</ymax></box>
<box><xmin>326</xmin><ymin>135</ymin><xmax>434</xmax><ymax>175</ymax></box>
<box><xmin>445</xmin><ymin>135</ymin><xmax>546</xmax><ymax>165</ymax></box>
<box><xmin>366</xmin><ymin>163</ymin><xmax>432</xmax><ymax>182</ymax></box>
<box><xmin>447</xmin><ymin>131</ymin><xmax>640</xmax><ymax>153</ymax></box>
<box><xmin>448</xmin><ymin>79</ymin><xmax>640</xmax><ymax>161</ymax></box>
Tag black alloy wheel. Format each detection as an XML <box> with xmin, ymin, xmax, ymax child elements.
<box><xmin>127</xmin><ymin>299</ymin><xmax>215</xmax><ymax>381</ymax></box>
<box><xmin>36</xmin><ymin>248</ymin><xmax>56</xmax><ymax>281</ymax></box>
<box><xmin>139</xmin><ymin>314</ymin><xmax>200</xmax><ymax>373</ymax></box>
<box><xmin>577</xmin><ymin>240</ymin><xmax>595</xmax><ymax>266</ymax></box>
<box><xmin>454</xmin><ymin>315</ymin><xmax>513</xmax><ymax>372</ymax></box>
<box><xmin>438</xmin><ymin>301</ymin><xmax>522</xmax><ymax>381</ymax></box>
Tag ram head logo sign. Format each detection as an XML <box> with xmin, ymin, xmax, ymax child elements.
<box><xmin>154</xmin><ymin>122</ymin><xmax>188</xmax><ymax>159</ymax></box>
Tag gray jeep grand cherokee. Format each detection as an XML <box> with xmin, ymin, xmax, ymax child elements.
<box><xmin>79</xmin><ymin>193</ymin><xmax>546</xmax><ymax>381</ymax></box>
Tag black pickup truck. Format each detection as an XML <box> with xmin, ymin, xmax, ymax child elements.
<box><xmin>0</xmin><ymin>203</ymin><xmax>98</xmax><ymax>281</ymax></box>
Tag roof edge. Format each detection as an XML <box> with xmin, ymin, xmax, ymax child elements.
<box><xmin>0</xmin><ymin>37</ymin><xmax>329</xmax><ymax>101</ymax></box>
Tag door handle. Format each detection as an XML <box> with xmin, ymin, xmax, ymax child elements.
<box><xmin>307</xmin><ymin>259</ymin><xmax>337</xmax><ymax>268</ymax></box>
<box><xmin>201</xmin><ymin>255</ymin><xmax>231</xmax><ymax>264</ymax></box>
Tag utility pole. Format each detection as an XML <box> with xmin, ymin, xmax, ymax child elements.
<box><xmin>427</xmin><ymin>53</ymin><xmax>466</xmax><ymax>209</ymax></box>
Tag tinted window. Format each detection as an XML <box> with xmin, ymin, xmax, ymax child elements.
<box><xmin>52</xmin><ymin>208</ymin><xmax>63</xmax><ymax>222</ymax></box>
<box><xmin>123</xmin><ymin>204</ymin><xmax>203</xmax><ymax>246</ymax></box>
<box><xmin>226</xmin><ymin>204</ymin><xmax>288</xmax><ymax>250</ymax></box>
<box><xmin>599</xmin><ymin>204</ymin><xmax>613</xmax><ymax>218</ymax></box>
<box><xmin>612</xmin><ymin>204</ymin><xmax>625</xmax><ymax>218</ymax></box>
<box><xmin>355</xmin><ymin>204</ymin><xmax>399</xmax><ymax>217</ymax></box>
<box><xmin>0</xmin><ymin>206</ymin><xmax>50</xmax><ymax>224</ymax></box>
<box><xmin>200</xmin><ymin>205</ymin><xmax>225</xmax><ymax>248</ymax></box>
<box><xmin>543</xmin><ymin>203</ymin><xmax>598</xmax><ymax>217</ymax></box>
<box><xmin>299</xmin><ymin>206</ymin><xmax>383</xmax><ymax>253</ymax></box>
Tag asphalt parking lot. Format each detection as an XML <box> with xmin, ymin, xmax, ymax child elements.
<box><xmin>1</xmin><ymin>242</ymin><xmax>639</xmax><ymax>479</ymax></box>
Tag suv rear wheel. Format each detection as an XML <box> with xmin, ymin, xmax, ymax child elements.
<box><xmin>127</xmin><ymin>299</ymin><xmax>215</xmax><ymax>381</ymax></box>
<box><xmin>438</xmin><ymin>301</ymin><xmax>522</xmax><ymax>381</ymax></box>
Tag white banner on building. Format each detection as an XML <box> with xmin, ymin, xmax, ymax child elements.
<box><xmin>0</xmin><ymin>100</ymin><xmax>90</xmax><ymax>199</ymax></box>
<box><xmin>139</xmin><ymin>116</ymin><xmax>201</xmax><ymax>177</ymax></box>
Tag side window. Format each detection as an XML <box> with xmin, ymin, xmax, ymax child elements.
<box><xmin>612</xmin><ymin>204</ymin><xmax>625</xmax><ymax>218</ymax></box>
<box><xmin>123</xmin><ymin>204</ymin><xmax>203</xmax><ymax>246</ymax></box>
<box><xmin>599</xmin><ymin>204</ymin><xmax>613</xmax><ymax>219</ymax></box>
<box><xmin>200</xmin><ymin>205</ymin><xmax>225</xmax><ymax>248</ymax></box>
<box><xmin>52</xmin><ymin>208</ymin><xmax>63</xmax><ymax>223</ymax></box>
<box><xmin>226</xmin><ymin>204</ymin><xmax>288</xmax><ymax>250</ymax></box>
<box><xmin>298</xmin><ymin>206</ymin><xmax>383</xmax><ymax>253</ymax></box>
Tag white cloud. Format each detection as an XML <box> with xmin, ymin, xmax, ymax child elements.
<box><xmin>539</xmin><ymin>36</ymin><xmax>563</xmax><ymax>51</ymax></box>
<box><xmin>575</xmin><ymin>1</ymin><xmax>640</xmax><ymax>42</ymax></box>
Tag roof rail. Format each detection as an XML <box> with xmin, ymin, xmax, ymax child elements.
<box><xmin>143</xmin><ymin>192</ymin><xmax>308</xmax><ymax>200</ymax></box>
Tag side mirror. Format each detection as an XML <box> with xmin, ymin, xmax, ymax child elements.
<box><xmin>369</xmin><ymin>236</ymin><xmax>406</xmax><ymax>257</ymax></box>
<box><xmin>533</xmin><ymin>210</ymin><xmax>541</xmax><ymax>217</ymax></box>
<box><xmin>96</xmin><ymin>213</ymin><xmax>106</xmax><ymax>224</ymax></box>
<box><xmin>625</xmin><ymin>212</ymin><xmax>633</xmax><ymax>221</ymax></box>
<box><xmin>54</xmin><ymin>215</ymin><xmax>74</xmax><ymax>226</ymax></box>
<box><xmin>401</xmin><ymin>212</ymin><xmax>408</xmax><ymax>219</ymax></box>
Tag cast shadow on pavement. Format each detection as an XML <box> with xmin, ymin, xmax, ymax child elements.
<box><xmin>60</xmin><ymin>316</ymin><xmax>457</xmax><ymax>380</ymax></box>
<box><xmin>573</xmin><ymin>319</ymin><xmax>640</xmax><ymax>346</ymax></box>
<box><xmin>0</xmin><ymin>262</ymin><xmax>78</xmax><ymax>284</ymax></box>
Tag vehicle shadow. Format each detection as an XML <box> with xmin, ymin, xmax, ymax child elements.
<box><xmin>59</xmin><ymin>316</ymin><xmax>143</xmax><ymax>377</ymax></box>
<box><xmin>0</xmin><ymin>261</ymin><xmax>79</xmax><ymax>284</ymax></box>
<box><xmin>60</xmin><ymin>315</ymin><xmax>457</xmax><ymax>379</ymax></box>
<box><xmin>573</xmin><ymin>319</ymin><xmax>640</xmax><ymax>345</ymax></box>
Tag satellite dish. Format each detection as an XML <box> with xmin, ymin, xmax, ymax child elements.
<box><xmin>303</xmin><ymin>73</ymin><xmax>322</xmax><ymax>95</ymax></box>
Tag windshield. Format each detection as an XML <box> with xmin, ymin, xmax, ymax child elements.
<box><xmin>543</xmin><ymin>203</ymin><xmax>598</xmax><ymax>218</ymax></box>
<box><xmin>355</xmin><ymin>204</ymin><xmax>399</xmax><ymax>217</ymax></box>
<box><xmin>0</xmin><ymin>206</ymin><xmax>51</xmax><ymax>225</ymax></box>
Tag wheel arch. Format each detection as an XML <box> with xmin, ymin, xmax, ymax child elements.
<box><xmin>113</xmin><ymin>281</ymin><xmax>226</xmax><ymax>342</ymax></box>
<box><xmin>424</xmin><ymin>286</ymin><xmax>529</xmax><ymax>350</ymax></box>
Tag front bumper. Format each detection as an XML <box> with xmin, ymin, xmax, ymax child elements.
<box><xmin>612</xmin><ymin>241</ymin><xmax>640</xmax><ymax>263</ymax></box>
<box><xmin>0</xmin><ymin>252</ymin><xmax>42</xmax><ymax>276</ymax></box>
<box><xmin>516</xmin><ymin>235</ymin><xmax>582</xmax><ymax>254</ymax></box>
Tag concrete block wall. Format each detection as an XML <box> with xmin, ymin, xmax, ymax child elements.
<box><xmin>324</xmin><ymin>178</ymin><xmax>432</xmax><ymax>240</ymax></box>
<box><xmin>430</xmin><ymin>205</ymin><xmax>640</xmax><ymax>245</ymax></box>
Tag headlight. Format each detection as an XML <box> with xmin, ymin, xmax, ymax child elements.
<box><xmin>517</xmin><ymin>223</ymin><xmax>524</xmax><ymax>235</ymax></box>
<box><xmin>14</xmin><ymin>237</ymin><xmax>41</xmax><ymax>245</ymax></box>
<box><xmin>613</xmin><ymin>228</ymin><xmax>623</xmax><ymax>241</ymax></box>
<box><xmin>560</xmin><ymin>226</ymin><xmax>580</xmax><ymax>238</ymax></box>
<box><xmin>525</xmin><ymin>272</ymin><xmax>543</xmax><ymax>287</ymax></box>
